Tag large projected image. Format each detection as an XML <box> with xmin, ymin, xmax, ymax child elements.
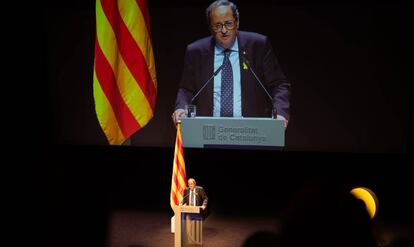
<box><xmin>45</xmin><ymin>1</ymin><xmax>410</xmax><ymax>153</ymax></box>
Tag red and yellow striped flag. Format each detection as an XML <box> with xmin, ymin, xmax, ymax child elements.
<box><xmin>170</xmin><ymin>123</ymin><xmax>187</xmax><ymax>212</ymax></box>
<box><xmin>93</xmin><ymin>0</ymin><xmax>157</xmax><ymax>145</ymax></box>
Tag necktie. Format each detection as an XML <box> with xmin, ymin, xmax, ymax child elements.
<box><xmin>220</xmin><ymin>49</ymin><xmax>233</xmax><ymax>117</ymax></box>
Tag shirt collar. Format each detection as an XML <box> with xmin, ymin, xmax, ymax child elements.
<box><xmin>215</xmin><ymin>37</ymin><xmax>239</xmax><ymax>55</ymax></box>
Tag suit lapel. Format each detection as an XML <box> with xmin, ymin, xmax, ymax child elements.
<box><xmin>237</xmin><ymin>32</ymin><xmax>248</xmax><ymax>116</ymax></box>
<box><xmin>194</xmin><ymin>188</ymin><xmax>197</xmax><ymax>203</ymax></box>
<box><xmin>203</xmin><ymin>38</ymin><xmax>214</xmax><ymax>116</ymax></box>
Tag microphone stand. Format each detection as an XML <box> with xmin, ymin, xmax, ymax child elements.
<box><xmin>191</xmin><ymin>65</ymin><xmax>223</xmax><ymax>103</ymax></box>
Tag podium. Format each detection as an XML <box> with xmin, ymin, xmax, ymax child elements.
<box><xmin>181</xmin><ymin>117</ymin><xmax>285</xmax><ymax>149</ymax></box>
<box><xmin>175</xmin><ymin>205</ymin><xmax>203</xmax><ymax>247</ymax></box>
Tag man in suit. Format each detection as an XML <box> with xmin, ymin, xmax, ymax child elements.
<box><xmin>181</xmin><ymin>178</ymin><xmax>208</xmax><ymax>211</ymax></box>
<box><xmin>172</xmin><ymin>0</ymin><xmax>290</xmax><ymax>128</ymax></box>
<box><xmin>181</xmin><ymin>178</ymin><xmax>208</xmax><ymax>244</ymax></box>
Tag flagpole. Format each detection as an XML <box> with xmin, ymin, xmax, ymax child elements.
<box><xmin>171</xmin><ymin>121</ymin><xmax>186</xmax><ymax>233</ymax></box>
<box><xmin>171</xmin><ymin>122</ymin><xmax>178</xmax><ymax>233</ymax></box>
<box><xmin>171</xmin><ymin>121</ymin><xmax>180</xmax><ymax>233</ymax></box>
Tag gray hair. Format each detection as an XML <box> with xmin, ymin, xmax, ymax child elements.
<box><xmin>206</xmin><ymin>0</ymin><xmax>239</xmax><ymax>25</ymax></box>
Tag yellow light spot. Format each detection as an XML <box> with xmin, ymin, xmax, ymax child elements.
<box><xmin>350</xmin><ymin>187</ymin><xmax>378</xmax><ymax>219</ymax></box>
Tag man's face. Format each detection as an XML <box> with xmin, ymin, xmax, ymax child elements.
<box><xmin>210</xmin><ymin>5</ymin><xmax>239</xmax><ymax>49</ymax></box>
<box><xmin>188</xmin><ymin>180</ymin><xmax>196</xmax><ymax>190</ymax></box>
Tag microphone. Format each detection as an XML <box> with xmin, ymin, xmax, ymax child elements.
<box><xmin>191</xmin><ymin>63</ymin><xmax>224</xmax><ymax>103</ymax></box>
<box><xmin>242</xmin><ymin>50</ymin><xmax>276</xmax><ymax>117</ymax></box>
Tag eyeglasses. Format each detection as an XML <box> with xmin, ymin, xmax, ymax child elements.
<box><xmin>211</xmin><ymin>20</ymin><xmax>236</xmax><ymax>33</ymax></box>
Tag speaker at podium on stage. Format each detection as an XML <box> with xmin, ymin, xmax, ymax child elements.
<box><xmin>174</xmin><ymin>178</ymin><xmax>209</xmax><ymax>247</ymax></box>
<box><xmin>171</xmin><ymin>0</ymin><xmax>290</xmax><ymax>150</ymax></box>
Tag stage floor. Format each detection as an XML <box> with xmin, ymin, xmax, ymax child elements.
<box><xmin>106</xmin><ymin>209</ymin><xmax>414</xmax><ymax>247</ymax></box>
<box><xmin>107</xmin><ymin>210</ymin><xmax>279</xmax><ymax>247</ymax></box>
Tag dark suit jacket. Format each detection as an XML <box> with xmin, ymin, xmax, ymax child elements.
<box><xmin>182</xmin><ymin>186</ymin><xmax>208</xmax><ymax>208</ymax></box>
<box><xmin>175</xmin><ymin>31</ymin><xmax>290</xmax><ymax>119</ymax></box>
<box><xmin>181</xmin><ymin>186</ymin><xmax>209</xmax><ymax>218</ymax></box>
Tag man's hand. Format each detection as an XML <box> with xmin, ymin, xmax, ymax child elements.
<box><xmin>201</xmin><ymin>205</ymin><xmax>206</xmax><ymax>210</ymax></box>
<box><xmin>171</xmin><ymin>109</ymin><xmax>185</xmax><ymax>126</ymax></box>
<box><xmin>276</xmin><ymin>115</ymin><xmax>289</xmax><ymax>129</ymax></box>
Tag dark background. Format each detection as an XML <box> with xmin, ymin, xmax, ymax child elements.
<box><xmin>41</xmin><ymin>0</ymin><xmax>412</xmax><ymax>246</ymax></box>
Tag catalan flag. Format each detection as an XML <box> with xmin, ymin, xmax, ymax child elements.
<box><xmin>93</xmin><ymin>0</ymin><xmax>157</xmax><ymax>145</ymax></box>
<box><xmin>170</xmin><ymin>123</ymin><xmax>187</xmax><ymax>212</ymax></box>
